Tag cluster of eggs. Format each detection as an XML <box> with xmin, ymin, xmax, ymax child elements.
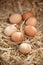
<box><xmin>4</xmin><ymin>11</ymin><xmax>38</xmax><ymax>54</ymax></box>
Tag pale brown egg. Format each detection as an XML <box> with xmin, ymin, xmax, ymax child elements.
<box><xmin>22</xmin><ymin>11</ymin><xmax>35</xmax><ymax>20</ymax></box>
<box><xmin>19</xmin><ymin>43</ymin><xmax>31</xmax><ymax>54</ymax></box>
<box><xmin>4</xmin><ymin>25</ymin><xmax>17</xmax><ymax>36</ymax></box>
<box><xmin>24</xmin><ymin>25</ymin><xmax>37</xmax><ymax>37</ymax></box>
<box><xmin>9</xmin><ymin>13</ymin><xmax>22</xmax><ymax>24</ymax></box>
<box><xmin>11</xmin><ymin>32</ymin><xmax>24</xmax><ymax>43</ymax></box>
<box><xmin>26</xmin><ymin>17</ymin><xmax>37</xmax><ymax>26</ymax></box>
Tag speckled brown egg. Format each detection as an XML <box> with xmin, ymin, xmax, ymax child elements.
<box><xmin>26</xmin><ymin>17</ymin><xmax>37</xmax><ymax>26</ymax></box>
<box><xmin>24</xmin><ymin>25</ymin><xmax>37</xmax><ymax>37</ymax></box>
<box><xmin>22</xmin><ymin>11</ymin><xmax>35</xmax><ymax>20</ymax></box>
<box><xmin>9</xmin><ymin>13</ymin><xmax>22</xmax><ymax>24</ymax></box>
<box><xmin>11</xmin><ymin>32</ymin><xmax>24</xmax><ymax>43</ymax></box>
<box><xmin>19</xmin><ymin>43</ymin><xmax>31</xmax><ymax>54</ymax></box>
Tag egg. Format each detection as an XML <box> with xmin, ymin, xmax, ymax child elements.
<box><xmin>9</xmin><ymin>13</ymin><xmax>22</xmax><ymax>24</ymax></box>
<box><xmin>11</xmin><ymin>32</ymin><xmax>24</xmax><ymax>43</ymax></box>
<box><xmin>26</xmin><ymin>17</ymin><xmax>37</xmax><ymax>26</ymax></box>
<box><xmin>19</xmin><ymin>43</ymin><xmax>31</xmax><ymax>54</ymax></box>
<box><xmin>4</xmin><ymin>25</ymin><xmax>17</xmax><ymax>36</ymax></box>
<box><xmin>24</xmin><ymin>25</ymin><xmax>37</xmax><ymax>37</ymax></box>
<box><xmin>22</xmin><ymin>11</ymin><xmax>35</xmax><ymax>20</ymax></box>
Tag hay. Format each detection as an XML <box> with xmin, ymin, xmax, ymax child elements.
<box><xmin>0</xmin><ymin>0</ymin><xmax>43</xmax><ymax>65</ymax></box>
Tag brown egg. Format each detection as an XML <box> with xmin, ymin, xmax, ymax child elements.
<box><xmin>4</xmin><ymin>25</ymin><xmax>17</xmax><ymax>36</ymax></box>
<box><xmin>22</xmin><ymin>11</ymin><xmax>35</xmax><ymax>20</ymax></box>
<box><xmin>9</xmin><ymin>13</ymin><xmax>22</xmax><ymax>24</ymax></box>
<box><xmin>11</xmin><ymin>32</ymin><xmax>24</xmax><ymax>43</ymax></box>
<box><xmin>24</xmin><ymin>25</ymin><xmax>37</xmax><ymax>37</ymax></box>
<box><xmin>26</xmin><ymin>17</ymin><xmax>37</xmax><ymax>26</ymax></box>
<box><xmin>19</xmin><ymin>43</ymin><xmax>31</xmax><ymax>54</ymax></box>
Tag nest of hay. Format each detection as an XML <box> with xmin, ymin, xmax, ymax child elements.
<box><xmin>0</xmin><ymin>0</ymin><xmax>43</xmax><ymax>65</ymax></box>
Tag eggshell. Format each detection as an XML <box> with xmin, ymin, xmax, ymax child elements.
<box><xmin>11</xmin><ymin>32</ymin><xmax>24</xmax><ymax>43</ymax></box>
<box><xmin>19</xmin><ymin>43</ymin><xmax>31</xmax><ymax>54</ymax></box>
<box><xmin>24</xmin><ymin>25</ymin><xmax>37</xmax><ymax>37</ymax></box>
<box><xmin>22</xmin><ymin>11</ymin><xmax>35</xmax><ymax>20</ymax></box>
<box><xmin>4</xmin><ymin>25</ymin><xmax>17</xmax><ymax>36</ymax></box>
<box><xmin>9</xmin><ymin>13</ymin><xmax>22</xmax><ymax>24</ymax></box>
<box><xmin>26</xmin><ymin>17</ymin><xmax>37</xmax><ymax>26</ymax></box>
